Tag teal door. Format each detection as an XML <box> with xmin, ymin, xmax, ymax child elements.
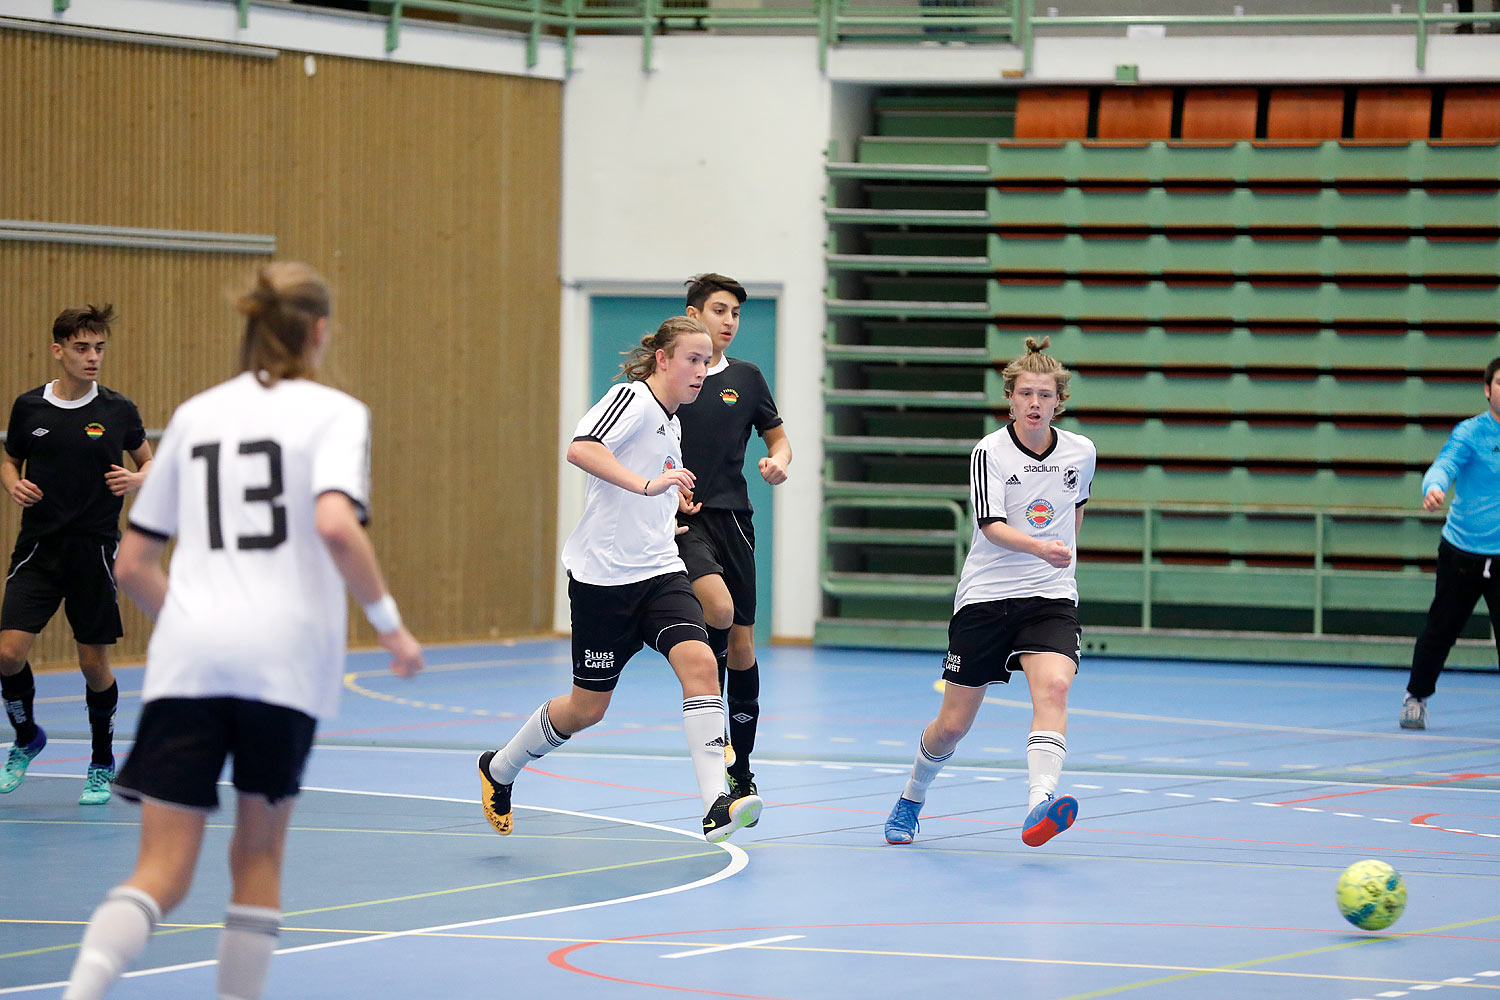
<box><xmin>589</xmin><ymin>294</ymin><xmax>778</xmax><ymax>646</ymax></box>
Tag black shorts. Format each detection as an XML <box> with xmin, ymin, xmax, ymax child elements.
<box><xmin>941</xmin><ymin>597</ymin><xmax>1082</xmax><ymax>688</ymax></box>
<box><xmin>0</xmin><ymin>535</ymin><xmax>123</xmax><ymax>645</ymax></box>
<box><xmin>568</xmin><ymin>571</ymin><xmax>709</xmax><ymax>692</ymax></box>
<box><xmin>114</xmin><ymin>697</ymin><xmax>317</xmax><ymax>810</ymax></box>
<box><xmin>675</xmin><ymin>507</ymin><xmax>757</xmax><ymax>626</ymax></box>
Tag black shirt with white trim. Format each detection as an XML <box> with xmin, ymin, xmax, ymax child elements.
<box><xmin>674</xmin><ymin>357</ymin><xmax>781</xmax><ymax>512</ymax></box>
<box><xmin>5</xmin><ymin>382</ymin><xmax>146</xmax><ymax>545</ymax></box>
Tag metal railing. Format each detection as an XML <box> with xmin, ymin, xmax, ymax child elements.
<box><xmin>60</xmin><ymin>0</ymin><xmax>1495</xmax><ymax>74</ymax></box>
<box><xmin>819</xmin><ymin>497</ymin><xmax>1470</xmax><ymax>640</ymax></box>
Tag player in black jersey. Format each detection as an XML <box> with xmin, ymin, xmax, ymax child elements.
<box><xmin>0</xmin><ymin>305</ymin><xmax>152</xmax><ymax>804</ymax></box>
<box><xmin>675</xmin><ymin>273</ymin><xmax>792</xmax><ymax>805</ymax></box>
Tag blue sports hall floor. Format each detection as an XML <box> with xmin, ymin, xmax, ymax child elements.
<box><xmin>1</xmin><ymin>637</ymin><xmax>1497</xmax><ymax>999</ymax></box>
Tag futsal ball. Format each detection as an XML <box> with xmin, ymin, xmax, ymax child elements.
<box><xmin>1336</xmin><ymin>859</ymin><xmax>1407</xmax><ymax>930</ymax></box>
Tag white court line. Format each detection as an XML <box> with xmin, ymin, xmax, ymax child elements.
<box><xmin>976</xmin><ymin>691</ymin><xmax>1500</xmax><ymax>745</ymax></box>
<box><xmin>33</xmin><ymin>744</ymin><xmax>1500</xmax><ymax>797</ymax></box>
<box><xmin>660</xmin><ymin>934</ymin><xmax>805</xmax><ymax>959</ymax></box>
<box><xmin>0</xmin><ymin>788</ymin><xmax>746</xmax><ymax>997</ymax></box>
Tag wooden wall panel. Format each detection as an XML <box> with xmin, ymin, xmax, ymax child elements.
<box><xmin>1</xmin><ymin>28</ymin><xmax>562</xmax><ymax>669</ymax></box>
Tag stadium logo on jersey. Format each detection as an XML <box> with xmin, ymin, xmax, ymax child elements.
<box><xmin>1025</xmin><ymin>498</ymin><xmax>1056</xmax><ymax>528</ymax></box>
<box><xmin>1063</xmin><ymin>467</ymin><xmax>1079</xmax><ymax>492</ymax></box>
<box><xmin>1005</xmin><ymin>474</ymin><xmax>1021</xmax><ymax>486</ymax></box>
<box><xmin>84</xmin><ymin>423</ymin><xmax>105</xmax><ymax>440</ymax></box>
<box><xmin>720</xmin><ymin>388</ymin><xmax>740</xmax><ymax>406</ymax></box>
<box><xmin>582</xmin><ymin>649</ymin><xmax>615</xmax><ymax>670</ymax></box>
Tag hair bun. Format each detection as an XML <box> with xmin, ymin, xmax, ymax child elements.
<box><xmin>1024</xmin><ymin>335</ymin><xmax>1051</xmax><ymax>354</ymax></box>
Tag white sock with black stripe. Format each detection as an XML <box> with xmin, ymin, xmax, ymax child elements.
<box><xmin>682</xmin><ymin>696</ymin><xmax>728</xmax><ymax>812</ymax></box>
<box><xmin>1027</xmin><ymin>730</ymin><xmax>1067</xmax><ymax>809</ymax></box>
<box><xmin>63</xmin><ymin>886</ymin><xmax>161</xmax><ymax>1000</ymax></box>
<box><xmin>216</xmin><ymin>903</ymin><xmax>280</xmax><ymax>1000</ymax></box>
<box><xmin>902</xmin><ymin>735</ymin><xmax>954</xmax><ymax>804</ymax></box>
<box><xmin>489</xmin><ymin>702</ymin><xmax>569</xmax><ymax>786</ymax></box>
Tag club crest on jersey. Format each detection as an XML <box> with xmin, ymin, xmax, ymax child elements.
<box><xmin>661</xmin><ymin>457</ymin><xmax>676</xmax><ymax>473</ymax></box>
<box><xmin>84</xmin><ymin>423</ymin><xmax>105</xmax><ymax>440</ymax></box>
<box><xmin>1063</xmin><ymin>467</ymin><xmax>1079</xmax><ymax>491</ymax></box>
<box><xmin>1025</xmin><ymin>498</ymin><xmax>1056</xmax><ymax>528</ymax></box>
<box><xmin>720</xmin><ymin>388</ymin><xmax>739</xmax><ymax>406</ymax></box>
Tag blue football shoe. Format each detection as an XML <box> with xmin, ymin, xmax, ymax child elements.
<box><xmin>1021</xmin><ymin>793</ymin><xmax>1078</xmax><ymax>847</ymax></box>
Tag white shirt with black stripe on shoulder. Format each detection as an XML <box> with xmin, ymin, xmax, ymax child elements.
<box><xmin>125</xmin><ymin>371</ymin><xmax>372</xmax><ymax>720</ymax></box>
<box><xmin>954</xmin><ymin>423</ymin><xmax>1097</xmax><ymax>610</ymax></box>
<box><xmin>562</xmin><ymin>379</ymin><xmax>688</xmax><ymax>586</ymax></box>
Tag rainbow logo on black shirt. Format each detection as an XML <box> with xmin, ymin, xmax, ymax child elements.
<box><xmin>84</xmin><ymin>423</ymin><xmax>105</xmax><ymax>439</ymax></box>
<box><xmin>720</xmin><ymin>388</ymin><xmax>739</xmax><ymax>406</ymax></box>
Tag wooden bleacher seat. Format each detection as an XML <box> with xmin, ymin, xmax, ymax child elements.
<box><xmin>1353</xmin><ymin>86</ymin><xmax>1432</xmax><ymax>140</ymax></box>
<box><xmin>1096</xmin><ymin>88</ymin><xmax>1174</xmax><ymax>140</ymax></box>
<box><xmin>1440</xmin><ymin>86</ymin><xmax>1500</xmax><ymax>139</ymax></box>
<box><xmin>1013</xmin><ymin>88</ymin><xmax>1091</xmax><ymax>139</ymax></box>
<box><xmin>1180</xmin><ymin>88</ymin><xmax>1259</xmax><ymax>140</ymax></box>
<box><xmin>1266</xmin><ymin>88</ymin><xmax>1345</xmax><ymax>140</ymax></box>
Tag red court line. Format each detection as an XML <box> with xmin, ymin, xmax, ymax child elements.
<box><xmin>1276</xmin><ymin>773</ymin><xmax>1494</xmax><ymax>805</ymax></box>
<box><xmin>548</xmin><ymin>920</ymin><xmax>1500</xmax><ymax>994</ymax></box>
<box><xmin>1410</xmin><ymin>812</ymin><xmax>1499</xmax><ymax>838</ymax></box>
<box><xmin>549</xmin><ymin>940</ymin><xmax>794</xmax><ymax>999</ymax></box>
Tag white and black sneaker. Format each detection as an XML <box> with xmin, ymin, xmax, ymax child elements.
<box><xmin>703</xmin><ymin>791</ymin><xmax>762</xmax><ymax>843</ymax></box>
<box><xmin>1399</xmin><ymin>695</ymin><xmax>1428</xmax><ymax>730</ymax></box>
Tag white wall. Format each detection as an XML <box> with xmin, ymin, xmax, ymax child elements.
<box><xmin>557</xmin><ymin>35</ymin><xmax>832</xmax><ymax>640</ymax></box>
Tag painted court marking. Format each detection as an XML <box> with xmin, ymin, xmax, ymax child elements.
<box><xmin>0</xmin><ymin>787</ymin><xmax>746</xmax><ymax>997</ymax></box>
<box><xmin>661</xmin><ymin>934</ymin><xmax>806</xmax><ymax>959</ymax></box>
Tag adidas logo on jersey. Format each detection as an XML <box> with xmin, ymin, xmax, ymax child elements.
<box><xmin>31</xmin><ymin>428</ymin><xmax>48</xmax><ymax>437</ymax></box>
<box><xmin>706</xmin><ymin>734</ymin><xmax>729</xmax><ymax>748</ymax></box>
<box><xmin>1005</xmin><ymin>474</ymin><xmax>1020</xmax><ymax>486</ymax></box>
<box><xmin>656</xmin><ymin>425</ymin><xmax>666</xmax><ymax>435</ymax></box>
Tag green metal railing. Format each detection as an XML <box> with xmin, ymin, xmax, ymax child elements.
<box><xmin>820</xmin><ymin>497</ymin><xmax>1462</xmax><ymax>637</ymax></box>
<box><xmin>75</xmin><ymin>0</ymin><xmax>1496</xmax><ymax>75</ymax></box>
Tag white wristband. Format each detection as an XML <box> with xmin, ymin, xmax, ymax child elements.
<box><xmin>363</xmin><ymin>594</ymin><xmax>402</xmax><ymax>635</ymax></box>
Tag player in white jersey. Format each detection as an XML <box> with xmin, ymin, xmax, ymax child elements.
<box><xmin>62</xmin><ymin>263</ymin><xmax>423</xmax><ymax>1000</ymax></box>
<box><xmin>478</xmin><ymin>316</ymin><xmax>764</xmax><ymax>844</ymax></box>
<box><xmin>884</xmin><ymin>336</ymin><xmax>1096</xmax><ymax>849</ymax></box>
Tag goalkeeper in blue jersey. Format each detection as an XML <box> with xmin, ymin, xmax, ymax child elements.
<box><xmin>1401</xmin><ymin>356</ymin><xmax>1500</xmax><ymax>730</ymax></box>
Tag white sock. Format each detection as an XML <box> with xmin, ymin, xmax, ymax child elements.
<box><xmin>216</xmin><ymin>903</ymin><xmax>280</xmax><ymax>1000</ymax></box>
<box><xmin>902</xmin><ymin>734</ymin><xmax>953</xmax><ymax>804</ymax></box>
<box><xmin>63</xmin><ymin>886</ymin><xmax>161</xmax><ymax>1000</ymax></box>
<box><xmin>682</xmin><ymin>696</ymin><xmax>728</xmax><ymax>812</ymax></box>
<box><xmin>488</xmin><ymin>702</ymin><xmax>568</xmax><ymax>786</ymax></box>
<box><xmin>1027</xmin><ymin>730</ymin><xmax>1067</xmax><ymax>808</ymax></box>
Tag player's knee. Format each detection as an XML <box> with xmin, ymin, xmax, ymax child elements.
<box><xmin>1037</xmin><ymin>673</ymin><xmax>1072</xmax><ymax>709</ymax></box>
<box><xmin>701</xmin><ymin>598</ymin><xmax>734</xmax><ymax>631</ymax></box>
<box><xmin>929</xmin><ymin>717</ymin><xmax>970</xmax><ymax>748</ymax></box>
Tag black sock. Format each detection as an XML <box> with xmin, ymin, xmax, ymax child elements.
<box><xmin>707</xmin><ymin>626</ymin><xmax>730</xmax><ymax>696</ymax></box>
<box><xmin>85</xmin><ymin>681</ymin><xmax>118</xmax><ymax>767</ymax></box>
<box><xmin>1</xmin><ymin>663</ymin><xmax>38</xmax><ymax>746</ymax></box>
<box><xmin>727</xmin><ymin>661</ymin><xmax>760</xmax><ymax>777</ymax></box>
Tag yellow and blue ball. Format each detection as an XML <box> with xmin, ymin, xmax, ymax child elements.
<box><xmin>1336</xmin><ymin>859</ymin><xmax>1406</xmax><ymax>930</ymax></box>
